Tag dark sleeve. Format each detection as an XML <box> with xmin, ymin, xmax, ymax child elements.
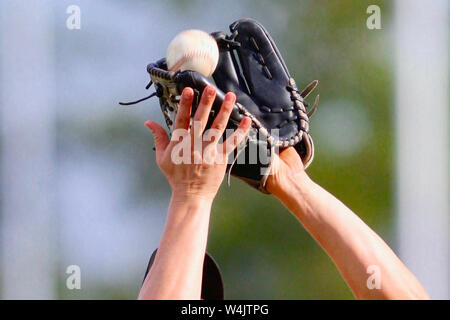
<box><xmin>142</xmin><ymin>249</ymin><xmax>224</xmax><ymax>300</ymax></box>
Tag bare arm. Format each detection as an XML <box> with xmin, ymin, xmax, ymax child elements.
<box><xmin>139</xmin><ymin>195</ymin><xmax>212</xmax><ymax>299</ymax></box>
<box><xmin>266</xmin><ymin>148</ymin><xmax>429</xmax><ymax>300</ymax></box>
<box><xmin>138</xmin><ymin>86</ymin><xmax>250</xmax><ymax>299</ymax></box>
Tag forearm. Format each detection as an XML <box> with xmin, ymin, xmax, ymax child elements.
<box><xmin>275</xmin><ymin>172</ymin><xmax>429</xmax><ymax>299</ymax></box>
<box><xmin>138</xmin><ymin>194</ymin><xmax>213</xmax><ymax>300</ymax></box>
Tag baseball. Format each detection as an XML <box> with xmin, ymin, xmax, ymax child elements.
<box><xmin>166</xmin><ymin>29</ymin><xmax>219</xmax><ymax>77</ymax></box>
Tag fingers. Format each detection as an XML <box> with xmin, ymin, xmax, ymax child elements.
<box><xmin>145</xmin><ymin>120</ymin><xmax>170</xmax><ymax>160</ymax></box>
<box><xmin>209</xmin><ymin>92</ymin><xmax>236</xmax><ymax>137</ymax></box>
<box><xmin>222</xmin><ymin>116</ymin><xmax>252</xmax><ymax>155</ymax></box>
<box><xmin>193</xmin><ymin>85</ymin><xmax>216</xmax><ymax>134</ymax></box>
<box><xmin>173</xmin><ymin>87</ymin><xmax>194</xmax><ymax>131</ymax></box>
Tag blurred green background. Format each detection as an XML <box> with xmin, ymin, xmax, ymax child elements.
<box><xmin>1</xmin><ymin>0</ymin><xmax>398</xmax><ymax>299</ymax></box>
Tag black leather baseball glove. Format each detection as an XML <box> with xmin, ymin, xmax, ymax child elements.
<box><xmin>120</xmin><ymin>18</ymin><xmax>319</xmax><ymax>193</ymax></box>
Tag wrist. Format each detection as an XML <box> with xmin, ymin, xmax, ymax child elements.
<box><xmin>166</xmin><ymin>192</ymin><xmax>213</xmax><ymax>227</ymax></box>
<box><xmin>170</xmin><ymin>190</ymin><xmax>214</xmax><ymax>208</ymax></box>
<box><xmin>270</xmin><ymin>170</ymin><xmax>314</xmax><ymax>211</ymax></box>
<box><xmin>268</xmin><ymin>169</ymin><xmax>310</xmax><ymax>197</ymax></box>
<box><xmin>171</xmin><ymin>188</ymin><xmax>214</xmax><ymax>204</ymax></box>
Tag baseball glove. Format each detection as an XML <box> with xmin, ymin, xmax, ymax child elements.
<box><xmin>120</xmin><ymin>18</ymin><xmax>319</xmax><ymax>193</ymax></box>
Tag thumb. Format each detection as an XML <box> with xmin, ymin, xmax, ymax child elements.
<box><xmin>145</xmin><ymin>120</ymin><xmax>170</xmax><ymax>156</ymax></box>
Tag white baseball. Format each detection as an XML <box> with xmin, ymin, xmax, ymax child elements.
<box><xmin>166</xmin><ymin>29</ymin><xmax>219</xmax><ymax>77</ymax></box>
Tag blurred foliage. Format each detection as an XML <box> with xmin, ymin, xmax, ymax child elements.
<box><xmin>57</xmin><ymin>0</ymin><xmax>394</xmax><ymax>299</ymax></box>
<box><xmin>57</xmin><ymin>110</ymin><xmax>172</xmax><ymax>202</ymax></box>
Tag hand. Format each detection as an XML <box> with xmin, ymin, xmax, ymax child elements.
<box><xmin>145</xmin><ymin>85</ymin><xmax>251</xmax><ymax>202</ymax></box>
<box><xmin>266</xmin><ymin>147</ymin><xmax>308</xmax><ymax>196</ymax></box>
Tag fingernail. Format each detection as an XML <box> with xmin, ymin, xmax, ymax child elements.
<box><xmin>225</xmin><ymin>92</ymin><xmax>235</xmax><ymax>102</ymax></box>
<box><xmin>182</xmin><ymin>87</ymin><xmax>193</xmax><ymax>97</ymax></box>
<box><xmin>206</xmin><ymin>86</ymin><xmax>215</xmax><ymax>96</ymax></box>
<box><xmin>145</xmin><ymin>121</ymin><xmax>154</xmax><ymax>131</ymax></box>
